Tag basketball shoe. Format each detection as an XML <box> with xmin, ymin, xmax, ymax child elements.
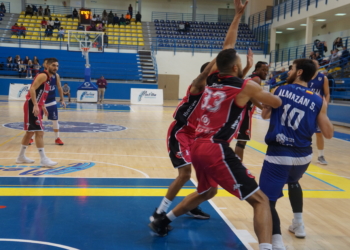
<box><xmin>186</xmin><ymin>207</ymin><xmax>210</xmax><ymax>219</ymax></box>
<box><xmin>148</xmin><ymin>212</ymin><xmax>171</xmax><ymax>237</ymax></box>
<box><xmin>149</xmin><ymin>209</ymin><xmax>173</xmax><ymax>230</ymax></box>
<box><xmin>317</xmin><ymin>156</ymin><xmax>328</xmax><ymax>165</ymax></box>
<box><xmin>40</xmin><ymin>158</ymin><xmax>58</xmax><ymax>168</ymax></box>
<box><xmin>55</xmin><ymin>138</ymin><xmax>64</xmax><ymax>145</ymax></box>
<box><xmin>29</xmin><ymin>139</ymin><xmax>34</xmax><ymax>145</ymax></box>
<box><xmin>289</xmin><ymin>219</ymin><xmax>306</xmax><ymax>238</ymax></box>
<box><xmin>16</xmin><ymin>156</ymin><xmax>35</xmax><ymax>164</ymax></box>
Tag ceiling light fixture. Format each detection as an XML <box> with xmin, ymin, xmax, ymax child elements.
<box><xmin>316</xmin><ymin>19</ymin><xmax>326</xmax><ymax>21</ymax></box>
<box><xmin>287</xmin><ymin>28</ymin><xmax>295</xmax><ymax>30</ymax></box>
<box><xmin>335</xmin><ymin>13</ymin><xmax>346</xmax><ymax>16</ymax></box>
<box><xmin>300</xmin><ymin>24</ymin><xmax>307</xmax><ymax>26</ymax></box>
<box><xmin>276</xmin><ymin>31</ymin><xmax>283</xmax><ymax>33</ymax></box>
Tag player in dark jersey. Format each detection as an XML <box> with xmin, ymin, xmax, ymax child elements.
<box><xmin>16</xmin><ymin>58</ymin><xmax>60</xmax><ymax>168</ymax></box>
<box><xmin>260</xmin><ymin>59</ymin><xmax>333</xmax><ymax>249</ymax></box>
<box><xmin>150</xmin><ymin>0</ymin><xmax>249</xmax><ymax>223</ymax></box>
<box><xmin>308</xmin><ymin>60</ymin><xmax>330</xmax><ymax>165</ymax></box>
<box><xmin>30</xmin><ymin>59</ymin><xmax>66</xmax><ymax>146</ymax></box>
<box><xmin>235</xmin><ymin>61</ymin><xmax>269</xmax><ymax>161</ymax></box>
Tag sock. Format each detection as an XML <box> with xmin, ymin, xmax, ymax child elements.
<box><xmin>318</xmin><ymin>150</ymin><xmax>324</xmax><ymax>157</ymax></box>
<box><xmin>19</xmin><ymin>145</ymin><xmax>28</xmax><ymax>157</ymax></box>
<box><xmin>55</xmin><ymin>131</ymin><xmax>59</xmax><ymax>139</ymax></box>
<box><xmin>293</xmin><ymin>212</ymin><xmax>303</xmax><ymax>223</ymax></box>
<box><xmin>272</xmin><ymin>234</ymin><xmax>285</xmax><ymax>248</ymax></box>
<box><xmin>38</xmin><ymin>148</ymin><xmax>47</xmax><ymax>159</ymax></box>
<box><xmin>166</xmin><ymin>210</ymin><xmax>177</xmax><ymax>222</ymax></box>
<box><xmin>259</xmin><ymin>243</ymin><xmax>272</xmax><ymax>250</ymax></box>
<box><xmin>156</xmin><ymin>197</ymin><xmax>172</xmax><ymax>214</ymax></box>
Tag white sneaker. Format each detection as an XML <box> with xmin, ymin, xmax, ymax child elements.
<box><xmin>29</xmin><ymin>76</ymin><xmax>32</xmax><ymax>79</ymax></box>
<box><xmin>317</xmin><ymin>156</ymin><xmax>328</xmax><ymax>165</ymax></box>
<box><xmin>40</xmin><ymin>158</ymin><xmax>58</xmax><ymax>168</ymax></box>
<box><xmin>289</xmin><ymin>219</ymin><xmax>306</xmax><ymax>238</ymax></box>
<box><xmin>16</xmin><ymin>156</ymin><xmax>35</xmax><ymax>164</ymax></box>
<box><xmin>25</xmin><ymin>76</ymin><xmax>28</xmax><ymax>78</ymax></box>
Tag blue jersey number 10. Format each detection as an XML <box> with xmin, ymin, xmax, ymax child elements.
<box><xmin>281</xmin><ymin>104</ymin><xmax>305</xmax><ymax>130</ymax></box>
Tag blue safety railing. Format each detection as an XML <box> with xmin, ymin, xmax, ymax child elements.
<box><xmin>248</xmin><ymin>8</ymin><xmax>273</xmax><ymax>30</ymax></box>
<box><xmin>1</xmin><ymin>2</ymin><xmax>10</xmax><ymax>13</ymax></box>
<box><xmin>252</xmin><ymin>23</ymin><xmax>271</xmax><ymax>54</ymax></box>
<box><xmin>151</xmin><ymin>11</ymin><xmax>243</xmax><ymax>23</ymax></box>
<box><xmin>26</xmin><ymin>3</ymin><xmax>128</xmax><ymax>16</ymax></box>
<box><xmin>151</xmin><ymin>37</ymin><xmax>266</xmax><ymax>56</ymax></box>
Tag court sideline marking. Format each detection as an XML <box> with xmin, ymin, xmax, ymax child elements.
<box><xmin>0</xmin><ymin>131</ymin><xmax>25</xmax><ymax>147</ymax></box>
<box><xmin>0</xmin><ymin>239</ymin><xmax>78</xmax><ymax>250</ymax></box>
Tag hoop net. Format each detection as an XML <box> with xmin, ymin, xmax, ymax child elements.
<box><xmin>81</xmin><ymin>47</ymin><xmax>90</xmax><ymax>58</ymax></box>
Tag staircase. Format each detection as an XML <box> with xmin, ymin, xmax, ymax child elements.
<box><xmin>138</xmin><ymin>50</ymin><xmax>157</xmax><ymax>83</ymax></box>
<box><xmin>0</xmin><ymin>13</ymin><xmax>20</xmax><ymax>43</ymax></box>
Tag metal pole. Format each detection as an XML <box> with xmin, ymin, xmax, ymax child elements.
<box><xmin>298</xmin><ymin>0</ymin><xmax>301</xmax><ymax>14</ymax></box>
<box><xmin>192</xmin><ymin>0</ymin><xmax>197</xmax><ymax>22</ymax></box>
<box><xmin>291</xmin><ymin>0</ymin><xmax>293</xmax><ymax>17</ymax></box>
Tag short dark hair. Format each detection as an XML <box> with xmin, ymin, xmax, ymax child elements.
<box><xmin>46</xmin><ymin>58</ymin><xmax>58</xmax><ymax>65</ymax></box>
<box><xmin>289</xmin><ymin>65</ymin><xmax>292</xmax><ymax>71</ymax></box>
<box><xmin>200</xmin><ymin>62</ymin><xmax>210</xmax><ymax>73</ymax></box>
<box><xmin>293</xmin><ymin>59</ymin><xmax>317</xmax><ymax>83</ymax></box>
<box><xmin>254</xmin><ymin>61</ymin><xmax>268</xmax><ymax>72</ymax></box>
<box><xmin>216</xmin><ymin>48</ymin><xmax>239</xmax><ymax>73</ymax></box>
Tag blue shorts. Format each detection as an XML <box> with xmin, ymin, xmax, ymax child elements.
<box><xmin>46</xmin><ymin>103</ymin><xmax>58</xmax><ymax>120</ymax></box>
<box><xmin>259</xmin><ymin>145</ymin><xmax>312</xmax><ymax>201</ymax></box>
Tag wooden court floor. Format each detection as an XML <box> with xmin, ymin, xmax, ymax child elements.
<box><xmin>0</xmin><ymin>99</ymin><xmax>350</xmax><ymax>250</ymax></box>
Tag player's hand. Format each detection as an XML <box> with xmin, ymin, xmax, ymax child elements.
<box><xmin>33</xmin><ymin>104</ymin><xmax>40</xmax><ymax>117</ymax></box>
<box><xmin>234</xmin><ymin>0</ymin><xmax>249</xmax><ymax>15</ymax></box>
<box><xmin>60</xmin><ymin>100</ymin><xmax>66</xmax><ymax>108</ymax></box>
<box><xmin>247</xmin><ymin>48</ymin><xmax>254</xmax><ymax>69</ymax></box>
<box><xmin>43</xmin><ymin>106</ymin><xmax>48</xmax><ymax>117</ymax></box>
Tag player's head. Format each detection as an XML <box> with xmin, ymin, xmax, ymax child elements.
<box><xmin>200</xmin><ymin>62</ymin><xmax>210</xmax><ymax>73</ymax></box>
<box><xmin>43</xmin><ymin>58</ymin><xmax>48</xmax><ymax>70</ymax></box>
<box><xmin>46</xmin><ymin>58</ymin><xmax>59</xmax><ymax>75</ymax></box>
<box><xmin>216</xmin><ymin>48</ymin><xmax>242</xmax><ymax>78</ymax></box>
<box><xmin>287</xmin><ymin>59</ymin><xmax>316</xmax><ymax>84</ymax></box>
<box><xmin>253</xmin><ymin>61</ymin><xmax>269</xmax><ymax>80</ymax></box>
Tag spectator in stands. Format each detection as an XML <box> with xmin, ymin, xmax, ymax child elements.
<box><xmin>90</xmin><ymin>23</ymin><xmax>97</xmax><ymax>31</ymax></box>
<box><xmin>57</xmin><ymin>27</ymin><xmax>65</xmax><ymax>39</ymax></box>
<box><xmin>23</xmin><ymin>56</ymin><xmax>29</xmax><ymax>65</ymax></box>
<box><xmin>26</xmin><ymin>60</ymin><xmax>33</xmax><ymax>79</ymax></box>
<box><xmin>113</xmin><ymin>14</ymin><xmax>120</xmax><ymax>25</ymax></box>
<box><xmin>315</xmin><ymin>52</ymin><xmax>323</xmax><ymax>64</ymax></box>
<box><xmin>102</xmin><ymin>10</ymin><xmax>108</xmax><ymax>24</ymax></box>
<box><xmin>136</xmin><ymin>12</ymin><xmax>141</xmax><ymax>23</ymax></box>
<box><xmin>104</xmin><ymin>32</ymin><xmax>108</xmax><ymax>48</ymax></box>
<box><xmin>91</xmin><ymin>14</ymin><xmax>97</xmax><ymax>22</ymax></box>
<box><xmin>25</xmin><ymin>5</ymin><xmax>33</xmax><ymax>16</ymax></box>
<box><xmin>38</xmin><ymin>6</ymin><xmax>43</xmax><ymax>16</ymax></box>
<box><xmin>120</xmin><ymin>14</ymin><xmax>126</xmax><ymax>25</ymax></box>
<box><xmin>54</xmin><ymin>18</ymin><xmax>61</xmax><ymax>29</ymax></box>
<box><xmin>329</xmin><ymin>49</ymin><xmax>340</xmax><ymax>67</ymax></box>
<box><xmin>279</xmin><ymin>67</ymin><xmax>288</xmax><ymax>81</ymax></box>
<box><xmin>108</xmin><ymin>11</ymin><xmax>114</xmax><ymax>24</ymax></box>
<box><xmin>48</xmin><ymin>17</ymin><xmax>54</xmax><ymax>29</ymax></box>
<box><xmin>11</xmin><ymin>23</ymin><xmax>19</xmax><ymax>36</ymax></box>
<box><xmin>32</xmin><ymin>5</ymin><xmax>38</xmax><ymax>15</ymax></box>
<box><xmin>309</xmin><ymin>51</ymin><xmax>316</xmax><ymax>60</ymax></box>
<box><xmin>32</xmin><ymin>58</ymin><xmax>40</xmax><ymax>76</ymax></box>
<box><xmin>18</xmin><ymin>60</ymin><xmax>26</xmax><ymax>78</ymax></box>
<box><xmin>41</xmin><ymin>18</ymin><xmax>47</xmax><ymax>28</ymax></box>
<box><xmin>97</xmin><ymin>23</ymin><xmax>103</xmax><ymax>31</ymax></box>
<box><xmin>77</xmin><ymin>23</ymin><xmax>84</xmax><ymax>31</ymax></box>
<box><xmin>0</xmin><ymin>3</ymin><xmax>6</xmax><ymax>13</ymax></box>
<box><xmin>96</xmin><ymin>15</ymin><xmax>102</xmax><ymax>23</ymax></box>
<box><xmin>128</xmin><ymin>4</ymin><xmax>133</xmax><ymax>18</ymax></box>
<box><xmin>340</xmin><ymin>46</ymin><xmax>350</xmax><ymax>68</ymax></box>
<box><xmin>6</xmin><ymin>56</ymin><xmax>13</xmax><ymax>69</ymax></box>
<box><xmin>333</xmin><ymin>37</ymin><xmax>343</xmax><ymax>50</ymax></box>
<box><xmin>125</xmin><ymin>12</ymin><xmax>131</xmax><ymax>25</ymax></box>
<box><xmin>44</xmin><ymin>6</ymin><xmax>51</xmax><ymax>17</ymax></box>
<box><xmin>97</xmin><ymin>76</ymin><xmax>107</xmax><ymax>103</ymax></box>
<box><xmin>314</xmin><ymin>39</ymin><xmax>328</xmax><ymax>55</ymax></box>
<box><xmin>33</xmin><ymin>56</ymin><xmax>39</xmax><ymax>64</ymax></box>
<box><xmin>18</xmin><ymin>24</ymin><xmax>26</xmax><ymax>38</ymax></box>
<box><xmin>45</xmin><ymin>26</ymin><xmax>53</xmax><ymax>37</ymax></box>
<box><xmin>73</xmin><ymin>8</ymin><xmax>78</xmax><ymax>18</ymax></box>
<box><xmin>178</xmin><ymin>22</ymin><xmax>185</xmax><ymax>31</ymax></box>
<box><xmin>62</xmin><ymin>83</ymin><xmax>71</xmax><ymax>102</ymax></box>
<box><xmin>185</xmin><ymin>22</ymin><xmax>190</xmax><ymax>32</ymax></box>
<box><xmin>267</xmin><ymin>73</ymin><xmax>276</xmax><ymax>86</ymax></box>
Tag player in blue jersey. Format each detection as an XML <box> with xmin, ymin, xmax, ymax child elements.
<box><xmin>30</xmin><ymin>58</ymin><xmax>66</xmax><ymax>146</ymax></box>
<box><xmin>308</xmin><ymin>60</ymin><xmax>330</xmax><ymax>164</ymax></box>
<box><xmin>260</xmin><ymin>59</ymin><xmax>333</xmax><ymax>250</ymax></box>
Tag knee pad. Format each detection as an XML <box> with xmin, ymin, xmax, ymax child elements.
<box><xmin>236</xmin><ymin>141</ymin><xmax>246</xmax><ymax>149</ymax></box>
<box><xmin>52</xmin><ymin>120</ymin><xmax>59</xmax><ymax>130</ymax></box>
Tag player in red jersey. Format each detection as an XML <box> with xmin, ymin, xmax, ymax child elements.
<box><xmin>150</xmin><ymin>0</ymin><xmax>253</xmax><ymax>223</ymax></box>
<box><xmin>235</xmin><ymin>61</ymin><xmax>269</xmax><ymax>161</ymax></box>
<box><xmin>16</xmin><ymin>58</ymin><xmax>59</xmax><ymax>168</ymax></box>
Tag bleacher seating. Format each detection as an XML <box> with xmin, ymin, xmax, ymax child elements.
<box><xmin>153</xmin><ymin>20</ymin><xmax>261</xmax><ymax>50</ymax></box>
<box><xmin>0</xmin><ymin>47</ymin><xmax>142</xmax><ymax>81</ymax></box>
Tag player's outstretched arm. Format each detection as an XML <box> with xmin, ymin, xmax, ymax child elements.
<box><xmin>317</xmin><ymin>99</ymin><xmax>334</xmax><ymax>139</ymax></box>
<box><xmin>190</xmin><ymin>58</ymin><xmax>216</xmax><ymax>94</ymax></box>
<box><xmin>223</xmin><ymin>0</ymin><xmax>249</xmax><ymax>50</ymax></box>
<box><xmin>243</xmin><ymin>80</ymin><xmax>282</xmax><ymax>108</ymax></box>
<box><xmin>242</xmin><ymin>48</ymin><xmax>253</xmax><ymax>78</ymax></box>
<box><xmin>261</xmin><ymin>104</ymin><xmax>272</xmax><ymax>119</ymax></box>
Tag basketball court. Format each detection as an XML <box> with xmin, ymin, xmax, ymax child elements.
<box><xmin>1</xmin><ymin>99</ymin><xmax>350</xmax><ymax>250</ymax></box>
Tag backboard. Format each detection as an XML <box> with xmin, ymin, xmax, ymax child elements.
<box><xmin>67</xmin><ymin>30</ymin><xmax>104</xmax><ymax>53</ymax></box>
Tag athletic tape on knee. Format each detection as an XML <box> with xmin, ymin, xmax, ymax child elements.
<box><xmin>236</xmin><ymin>141</ymin><xmax>246</xmax><ymax>149</ymax></box>
<box><xmin>52</xmin><ymin>120</ymin><xmax>59</xmax><ymax>130</ymax></box>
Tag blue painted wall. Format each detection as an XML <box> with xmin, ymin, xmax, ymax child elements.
<box><xmin>0</xmin><ymin>78</ymin><xmax>157</xmax><ymax>100</ymax></box>
<box><xmin>328</xmin><ymin>104</ymin><xmax>350</xmax><ymax>125</ymax></box>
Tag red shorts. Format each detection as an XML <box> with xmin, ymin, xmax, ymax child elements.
<box><xmin>24</xmin><ymin>100</ymin><xmax>44</xmax><ymax>131</ymax></box>
<box><xmin>167</xmin><ymin>121</ymin><xmax>195</xmax><ymax>168</ymax></box>
<box><xmin>191</xmin><ymin>139</ymin><xmax>259</xmax><ymax>200</ymax></box>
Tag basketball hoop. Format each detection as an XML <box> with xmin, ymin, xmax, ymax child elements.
<box><xmin>82</xmin><ymin>47</ymin><xmax>90</xmax><ymax>52</ymax></box>
<box><xmin>81</xmin><ymin>47</ymin><xmax>90</xmax><ymax>59</ymax></box>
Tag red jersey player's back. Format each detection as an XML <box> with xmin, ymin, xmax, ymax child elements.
<box><xmin>172</xmin><ymin>85</ymin><xmax>205</xmax><ymax>129</ymax></box>
<box><xmin>26</xmin><ymin>71</ymin><xmax>51</xmax><ymax>105</ymax></box>
<box><xmin>196</xmin><ymin>72</ymin><xmax>248</xmax><ymax>143</ymax></box>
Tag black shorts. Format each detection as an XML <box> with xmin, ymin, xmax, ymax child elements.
<box><xmin>24</xmin><ymin>100</ymin><xmax>44</xmax><ymax>131</ymax></box>
<box><xmin>236</xmin><ymin>107</ymin><xmax>254</xmax><ymax>141</ymax></box>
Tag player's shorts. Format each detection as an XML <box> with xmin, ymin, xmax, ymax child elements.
<box><xmin>45</xmin><ymin>101</ymin><xmax>58</xmax><ymax>120</ymax></box>
<box><xmin>23</xmin><ymin>100</ymin><xmax>44</xmax><ymax>132</ymax></box>
<box><xmin>236</xmin><ymin>106</ymin><xmax>255</xmax><ymax>141</ymax></box>
<box><xmin>191</xmin><ymin>139</ymin><xmax>259</xmax><ymax>200</ymax></box>
<box><xmin>259</xmin><ymin>145</ymin><xmax>312</xmax><ymax>201</ymax></box>
<box><xmin>167</xmin><ymin>121</ymin><xmax>195</xmax><ymax>169</ymax></box>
